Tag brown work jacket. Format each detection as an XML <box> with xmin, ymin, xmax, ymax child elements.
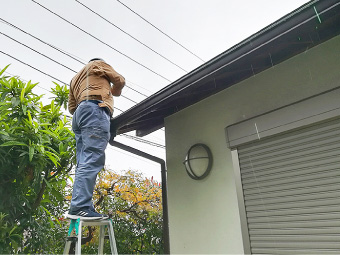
<box><xmin>68</xmin><ymin>60</ymin><xmax>125</xmax><ymax>115</ymax></box>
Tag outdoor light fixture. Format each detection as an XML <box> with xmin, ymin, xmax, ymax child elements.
<box><xmin>183</xmin><ymin>143</ymin><xmax>213</xmax><ymax>180</ymax></box>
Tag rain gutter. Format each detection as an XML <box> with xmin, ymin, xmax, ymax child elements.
<box><xmin>109</xmin><ymin>140</ymin><xmax>170</xmax><ymax>254</ymax></box>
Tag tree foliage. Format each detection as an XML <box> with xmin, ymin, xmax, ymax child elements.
<box><xmin>66</xmin><ymin>169</ymin><xmax>164</xmax><ymax>254</ymax></box>
<box><xmin>0</xmin><ymin>65</ymin><xmax>76</xmax><ymax>253</ymax></box>
<box><xmin>98</xmin><ymin>170</ymin><xmax>163</xmax><ymax>254</ymax></box>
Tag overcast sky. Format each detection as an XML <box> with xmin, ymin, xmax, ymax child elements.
<box><xmin>0</xmin><ymin>0</ymin><xmax>309</xmax><ymax>181</ymax></box>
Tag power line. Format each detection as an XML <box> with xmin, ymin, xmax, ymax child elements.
<box><xmin>126</xmin><ymin>79</ymin><xmax>152</xmax><ymax>95</ymax></box>
<box><xmin>120</xmin><ymin>133</ymin><xmax>165</xmax><ymax>148</ymax></box>
<box><xmin>0</xmin><ymin>51</ymin><xmax>125</xmax><ymax>112</ymax></box>
<box><xmin>1</xmin><ymin>21</ymin><xmax>165</xmax><ymax>134</ymax></box>
<box><xmin>125</xmin><ymin>80</ymin><xmax>149</xmax><ymax>97</ymax></box>
<box><xmin>116</xmin><ymin>0</ymin><xmax>205</xmax><ymax>62</ymax></box>
<box><xmin>2</xmin><ymin>71</ymin><xmax>165</xmax><ymax>148</ymax></box>
<box><xmin>4</xmin><ymin>71</ymin><xmax>52</xmax><ymax>96</ymax></box>
<box><xmin>0</xmin><ymin>32</ymin><xmax>138</xmax><ymax>105</ymax></box>
<box><xmin>0</xmin><ymin>17</ymin><xmax>85</xmax><ymax>65</ymax></box>
<box><xmin>2</xmin><ymin>47</ymin><xmax>164</xmax><ymax>132</ymax></box>
<box><xmin>0</xmin><ymin>32</ymin><xmax>78</xmax><ymax>73</ymax></box>
<box><xmin>74</xmin><ymin>0</ymin><xmax>187</xmax><ymax>73</ymax></box>
<box><xmin>106</xmin><ymin>146</ymin><xmax>162</xmax><ymax>165</ymax></box>
<box><xmin>0</xmin><ymin>50</ymin><xmax>68</xmax><ymax>86</ymax></box>
<box><xmin>30</xmin><ymin>0</ymin><xmax>172</xmax><ymax>82</ymax></box>
<box><xmin>0</xmin><ymin>17</ymin><xmax>151</xmax><ymax>99</ymax></box>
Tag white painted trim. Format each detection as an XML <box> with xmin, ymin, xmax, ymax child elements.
<box><xmin>231</xmin><ymin>149</ymin><xmax>251</xmax><ymax>255</ymax></box>
<box><xmin>226</xmin><ymin>87</ymin><xmax>340</xmax><ymax>148</ymax></box>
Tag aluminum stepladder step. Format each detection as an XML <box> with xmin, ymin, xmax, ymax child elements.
<box><xmin>63</xmin><ymin>218</ymin><xmax>118</xmax><ymax>255</ymax></box>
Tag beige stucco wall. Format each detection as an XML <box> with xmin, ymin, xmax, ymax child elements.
<box><xmin>164</xmin><ymin>34</ymin><xmax>340</xmax><ymax>254</ymax></box>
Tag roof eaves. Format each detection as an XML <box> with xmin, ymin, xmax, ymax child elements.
<box><xmin>111</xmin><ymin>0</ymin><xmax>338</xmax><ymax>135</ymax></box>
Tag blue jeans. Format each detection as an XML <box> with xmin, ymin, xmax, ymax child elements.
<box><xmin>70</xmin><ymin>100</ymin><xmax>110</xmax><ymax>211</ymax></box>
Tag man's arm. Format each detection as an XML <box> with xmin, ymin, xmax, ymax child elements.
<box><xmin>68</xmin><ymin>81</ymin><xmax>77</xmax><ymax>115</ymax></box>
<box><xmin>102</xmin><ymin>62</ymin><xmax>125</xmax><ymax>96</ymax></box>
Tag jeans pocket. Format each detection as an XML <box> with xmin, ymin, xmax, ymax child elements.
<box><xmin>89</xmin><ymin>127</ymin><xmax>103</xmax><ymax>139</ymax></box>
<box><xmin>83</xmin><ymin>126</ymin><xmax>109</xmax><ymax>153</ymax></box>
<box><xmin>90</xmin><ymin>126</ymin><xmax>109</xmax><ymax>141</ymax></box>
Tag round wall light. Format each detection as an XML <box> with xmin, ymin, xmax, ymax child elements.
<box><xmin>183</xmin><ymin>143</ymin><xmax>213</xmax><ymax>180</ymax></box>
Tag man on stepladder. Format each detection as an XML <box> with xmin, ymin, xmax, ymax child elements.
<box><xmin>67</xmin><ymin>58</ymin><xmax>125</xmax><ymax>220</ymax></box>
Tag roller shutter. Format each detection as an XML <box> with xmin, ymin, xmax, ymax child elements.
<box><xmin>237</xmin><ymin>118</ymin><xmax>340</xmax><ymax>254</ymax></box>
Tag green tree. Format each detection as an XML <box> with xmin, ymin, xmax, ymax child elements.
<box><xmin>67</xmin><ymin>169</ymin><xmax>164</xmax><ymax>254</ymax></box>
<box><xmin>0</xmin><ymin>65</ymin><xmax>76</xmax><ymax>253</ymax></box>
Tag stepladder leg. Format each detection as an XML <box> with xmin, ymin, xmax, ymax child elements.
<box><xmin>75</xmin><ymin>220</ymin><xmax>82</xmax><ymax>255</ymax></box>
<box><xmin>108</xmin><ymin>220</ymin><xmax>118</xmax><ymax>255</ymax></box>
<box><xmin>63</xmin><ymin>240</ymin><xmax>71</xmax><ymax>255</ymax></box>
<box><xmin>98</xmin><ymin>225</ymin><xmax>105</xmax><ymax>255</ymax></box>
<box><xmin>64</xmin><ymin>219</ymin><xmax>118</xmax><ymax>255</ymax></box>
<box><xmin>64</xmin><ymin>219</ymin><xmax>80</xmax><ymax>255</ymax></box>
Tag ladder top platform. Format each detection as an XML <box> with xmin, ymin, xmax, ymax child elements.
<box><xmin>67</xmin><ymin>218</ymin><xmax>113</xmax><ymax>226</ymax></box>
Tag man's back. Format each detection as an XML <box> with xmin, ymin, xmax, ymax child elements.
<box><xmin>68</xmin><ymin>60</ymin><xmax>125</xmax><ymax>115</ymax></box>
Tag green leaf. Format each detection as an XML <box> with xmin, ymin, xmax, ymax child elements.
<box><xmin>11</xmin><ymin>97</ymin><xmax>20</xmax><ymax>108</ymax></box>
<box><xmin>68</xmin><ymin>175</ymin><xmax>74</xmax><ymax>184</ymax></box>
<box><xmin>51</xmin><ymin>188</ymin><xmax>64</xmax><ymax>202</ymax></box>
<box><xmin>43</xmin><ymin>177</ymin><xmax>52</xmax><ymax>189</ymax></box>
<box><xmin>9</xmin><ymin>225</ymin><xmax>18</xmax><ymax>235</ymax></box>
<box><xmin>25</xmin><ymin>80</ymin><xmax>38</xmax><ymax>93</ymax></box>
<box><xmin>45</xmin><ymin>151</ymin><xmax>60</xmax><ymax>167</ymax></box>
<box><xmin>62</xmin><ymin>179</ymin><xmax>67</xmax><ymax>189</ymax></box>
<box><xmin>41</xmin><ymin>129</ymin><xmax>59</xmax><ymax>140</ymax></box>
<box><xmin>27</xmin><ymin>110</ymin><xmax>33</xmax><ymax>124</ymax></box>
<box><xmin>0</xmin><ymin>78</ymin><xmax>10</xmax><ymax>88</ymax></box>
<box><xmin>0</xmin><ymin>141</ymin><xmax>27</xmax><ymax>147</ymax></box>
<box><xmin>0</xmin><ymin>130</ymin><xmax>9</xmax><ymax>136</ymax></box>
<box><xmin>58</xmin><ymin>142</ymin><xmax>64</xmax><ymax>153</ymax></box>
<box><xmin>22</xmin><ymin>104</ymin><xmax>27</xmax><ymax>115</ymax></box>
<box><xmin>29</xmin><ymin>146</ymin><xmax>34</xmax><ymax>162</ymax></box>
<box><xmin>0</xmin><ymin>91</ymin><xmax>9</xmax><ymax>102</ymax></box>
<box><xmin>40</xmin><ymin>198</ymin><xmax>52</xmax><ymax>204</ymax></box>
<box><xmin>0</xmin><ymin>64</ymin><xmax>10</xmax><ymax>76</ymax></box>
<box><xmin>41</xmin><ymin>206</ymin><xmax>61</xmax><ymax>227</ymax></box>
<box><xmin>20</xmin><ymin>87</ymin><xmax>25</xmax><ymax>102</ymax></box>
<box><xmin>9</xmin><ymin>233</ymin><xmax>22</xmax><ymax>241</ymax></box>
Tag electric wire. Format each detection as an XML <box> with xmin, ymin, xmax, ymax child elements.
<box><xmin>4</xmin><ymin>71</ymin><xmax>52</xmax><ymax>96</ymax></box>
<box><xmin>74</xmin><ymin>0</ymin><xmax>187</xmax><ymax>73</ymax></box>
<box><xmin>30</xmin><ymin>0</ymin><xmax>172</xmax><ymax>82</ymax></box>
<box><xmin>1</xmin><ymin>18</ymin><xmax>165</xmax><ymax>133</ymax></box>
<box><xmin>120</xmin><ymin>133</ymin><xmax>165</xmax><ymax>148</ymax></box>
<box><xmin>2</xmin><ymin>63</ymin><xmax>166</xmax><ymax>148</ymax></box>
<box><xmin>106</xmin><ymin>146</ymin><xmax>161</xmax><ymax>165</ymax></box>
<box><xmin>0</xmin><ymin>50</ymin><xmax>68</xmax><ymax>86</ymax></box>
<box><xmin>116</xmin><ymin>0</ymin><xmax>205</xmax><ymax>62</ymax></box>
<box><xmin>0</xmin><ymin>50</ymin><xmax>125</xmax><ymax>112</ymax></box>
<box><xmin>0</xmin><ymin>32</ymin><xmax>78</xmax><ymax>73</ymax></box>
<box><xmin>0</xmin><ymin>17</ymin><xmax>85</xmax><ymax>65</ymax></box>
<box><xmin>125</xmin><ymin>81</ymin><xmax>149</xmax><ymax>97</ymax></box>
<box><xmin>5</xmin><ymin>71</ymin><xmax>165</xmax><ymax>149</ymax></box>
<box><xmin>3</xmin><ymin>71</ymin><xmax>164</xmax><ymax>149</ymax></box>
<box><xmin>0</xmin><ymin>32</ymin><xmax>138</xmax><ymax>105</ymax></box>
<box><xmin>0</xmin><ymin>28</ymin><xmax>162</xmax><ymax>132</ymax></box>
<box><xmin>126</xmin><ymin>79</ymin><xmax>153</xmax><ymax>95</ymax></box>
<box><xmin>0</xmin><ymin>17</ymin><xmax>151</xmax><ymax>98</ymax></box>
<box><xmin>5</xmin><ymin>71</ymin><xmax>164</xmax><ymax>148</ymax></box>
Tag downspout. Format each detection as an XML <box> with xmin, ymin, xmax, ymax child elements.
<box><xmin>109</xmin><ymin>140</ymin><xmax>170</xmax><ymax>254</ymax></box>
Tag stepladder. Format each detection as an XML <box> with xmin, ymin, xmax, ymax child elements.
<box><xmin>63</xmin><ymin>218</ymin><xmax>118</xmax><ymax>255</ymax></box>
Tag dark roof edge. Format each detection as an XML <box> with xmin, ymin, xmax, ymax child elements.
<box><xmin>112</xmin><ymin>0</ymin><xmax>336</xmax><ymax>131</ymax></box>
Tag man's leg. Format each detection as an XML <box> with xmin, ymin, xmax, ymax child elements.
<box><xmin>69</xmin><ymin>101</ymin><xmax>110</xmax><ymax>217</ymax></box>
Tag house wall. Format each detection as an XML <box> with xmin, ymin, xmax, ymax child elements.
<box><xmin>164</xmin><ymin>34</ymin><xmax>340</xmax><ymax>254</ymax></box>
